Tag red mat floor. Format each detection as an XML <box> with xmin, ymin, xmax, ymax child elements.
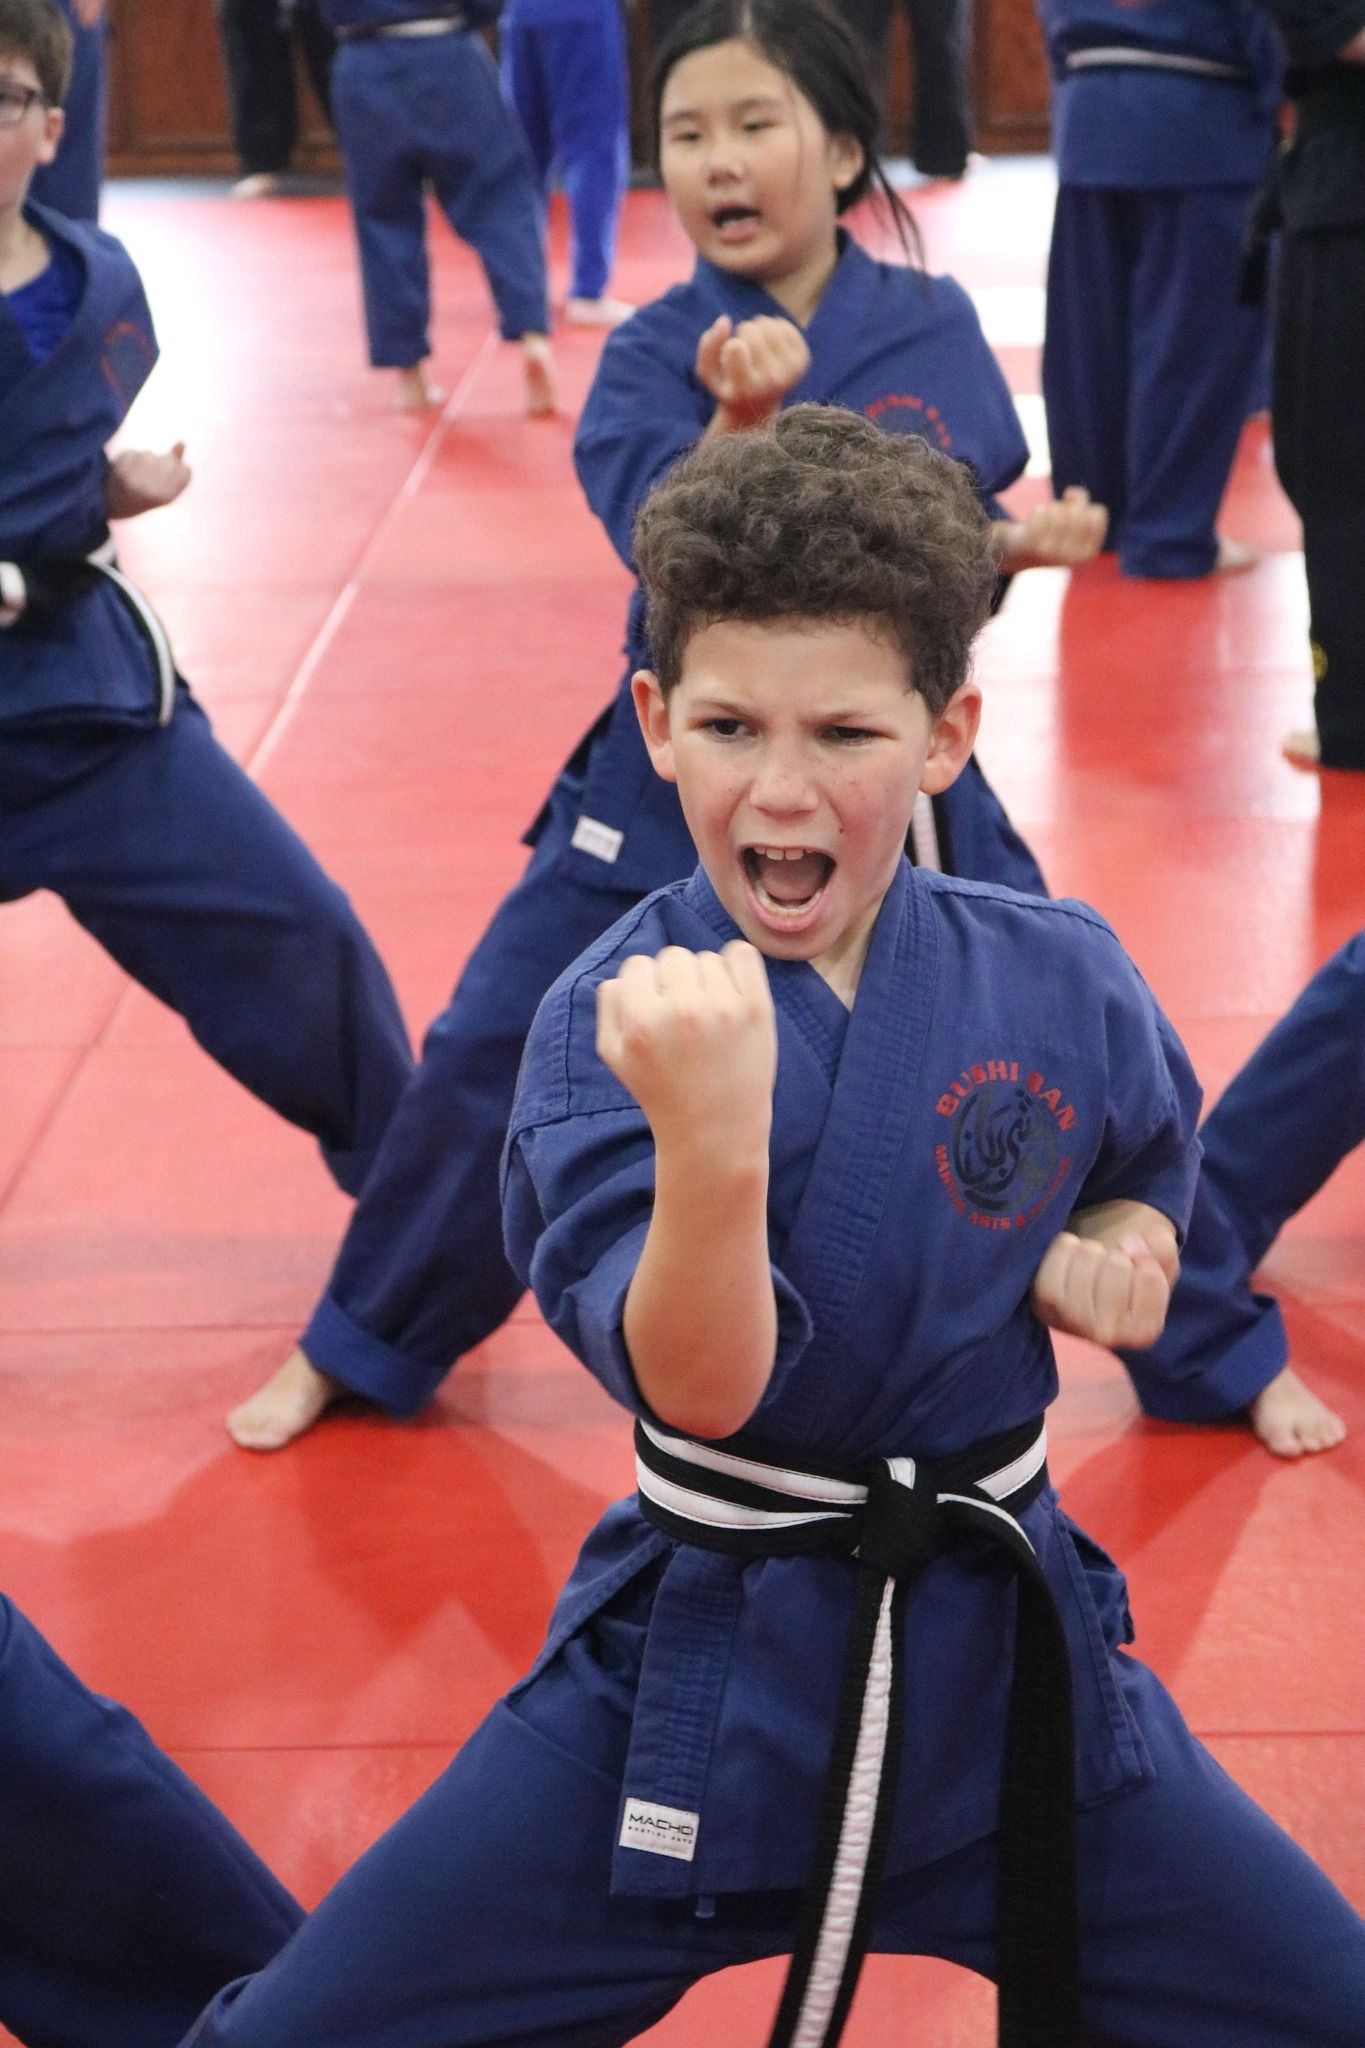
<box><xmin>1</xmin><ymin>160</ymin><xmax>1362</xmax><ymax>2041</ymax></box>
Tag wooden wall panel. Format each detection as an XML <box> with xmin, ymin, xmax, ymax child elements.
<box><xmin>107</xmin><ymin>0</ymin><xmax>334</xmax><ymax>176</ymax></box>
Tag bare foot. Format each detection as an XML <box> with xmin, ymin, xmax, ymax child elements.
<box><xmin>564</xmin><ymin>295</ymin><xmax>634</xmax><ymax>328</ymax></box>
<box><xmin>521</xmin><ymin>332</ymin><xmax>557</xmax><ymax>416</ymax></box>
<box><xmin>230</xmin><ymin>172</ymin><xmax>282</xmax><ymax>201</ymax></box>
<box><xmin>1282</xmin><ymin>726</ymin><xmax>1322</xmax><ymax>765</ymax></box>
<box><xmin>227</xmin><ymin>1349</ymin><xmax>343</xmax><ymax>1451</ymax></box>
<box><xmin>395</xmin><ymin>364</ymin><xmax>445</xmax><ymax>412</ymax></box>
<box><xmin>1247</xmin><ymin>1365</ymin><xmax>1347</xmax><ymax>1459</ymax></box>
<box><xmin>1215</xmin><ymin>534</ymin><xmax>1257</xmax><ymax>573</ymax></box>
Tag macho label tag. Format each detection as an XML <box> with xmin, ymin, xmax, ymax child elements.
<box><xmin>619</xmin><ymin>1797</ymin><xmax>699</xmax><ymax>1861</ymax></box>
<box><xmin>571</xmin><ymin>815</ymin><xmax>625</xmax><ymax>864</ymax></box>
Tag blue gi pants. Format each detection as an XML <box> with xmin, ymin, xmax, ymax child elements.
<box><xmin>1123</xmin><ymin>930</ymin><xmax>1365</xmax><ymax>1416</ymax></box>
<box><xmin>1043</xmin><ymin>184</ymin><xmax>1267</xmax><ymax>578</ymax></box>
<box><xmin>0</xmin><ymin>1592</ymin><xmax>302</xmax><ymax>2048</ymax></box>
<box><xmin>300</xmin><ymin>772</ymin><xmax>638</xmax><ymax>1408</ymax></box>
<box><xmin>27</xmin><ymin>4</ymin><xmax>108</xmax><ymax>223</ymax></box>
<box><xmin>0</xmin><ymin>694</ymin><xmax>412</xmax><ymax>1197</ymax></box>
<box><xmin>298</xmin><ymin>756</ymin><xmax>1045</xmax><ymax>1412</ymax></box>
<box><xmin>331</xmin><ymin>34</ymin><xmax>549</xmax><ymax>366</ymax></box>
<box><xmin>501</xmin><ymin>14</ymin><xmax>629</xmax><ymax>302</ymax></box>
<box><xmin>179</xmin><ymin>1628</ymin><xmax>1365</xmax><ymax>2046</ymax></box>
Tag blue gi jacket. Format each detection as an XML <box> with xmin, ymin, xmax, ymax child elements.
<box><xmin>1037</xmin><ymin>0</ymin><xmax>1282</xmax><ymax>184</ymax></box>
<box><xmin>503</xmin><ymin>861</ymin><xmax>1203</xmax><ymax>1897</ymax></box>
<box><xmin>559</xmin><ymin>236</ymin><xmax>1029</xmax><ymax>895</ymax></box>
<box><xmin>0</xmin><ymin>205</ymin><xmax>167</xmax><ymax>729</ymax></box>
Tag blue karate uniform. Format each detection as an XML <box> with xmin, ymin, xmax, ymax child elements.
<box><xmin>1122</xmin><ymin>928</ymin><xmax>1365</xmax><ymax>1418</ymax></box>
<box><xmin>0</xmin><ymin>207</ymin><xmax>412</xmax><ymax>1196</ymax></box>
<box><xmin>292</xmin><ymin>236</ymin><xmax>1050</xmax><ymax>1420</ymax></box>
<box><xmin>180</xmin><ymin>864</ymin><xmax>1365</xmax><ymax>2046</ymax></box>
<box><xmin>1037</xmin><ymin>0</ymin><xmax>1280</xmax><ymax>576</ymax></box>
<box><xmin>27</xmin><ymin>1</ymin><xmax>108</xmax><ymax>223</ymax></box>
<box><xmin>318</xmin><ymin>0</ymin><xmax>549</xmax><ymax>365</ymax></box>
<box><xmin>1</xmin><ymin>1591</ymin><xmax>302</xmax><ymax>2048</ymax></box>
<box><xmin>500</xmin><ymin>0</ymin><xmax>629</xmax><ymax>303</ymax></box>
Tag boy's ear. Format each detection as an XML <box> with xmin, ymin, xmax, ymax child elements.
<box><xmin>919</xmin><ymin>682</ymin><xmax>982</xmax><ymax>797</ymax></box>
<box><xmin>631</xmin><ymin>669</ymin><xmax>677</xmax><ymax>783</ymax></box>
<box><xmin>37</xmin><ymin>105</ymin><xmax>64</xmax><ymax>168</ymax></box>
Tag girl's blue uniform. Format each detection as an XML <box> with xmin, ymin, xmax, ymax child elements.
<box><xmin>0</xmin><ymin>206</ymin><xmax>413</xmax><ymax>1195</ymax></box>
<box><xmin>317</xmin><ymin>0</ymin><xmax>549</xmax><ymax>365</ymax></box>
<box><xmin>179</xmin><ymin>863</ymin><xmax>1365</xmax><ymax>2045</ymax></box>
<box><xmin>1122</xmin><ymin>928</ymin><xmax>1365</xmax><ymax>1417</ymax></box>
<box><xmin>27</xmin><ymin>0</ymin><xmax>107</xmax><ymax>223</ymax></box>
<box><xmin>500</xmin><ymin>0</ymin><xmax>629</xmax><ymax>304</ymax></box>
<box><xmin>288</xmin><ymin>237</ymin><xmax>1059</xmax><ymax>1422</ymax></box>
<box><xmin>0</xmin><ymin>1591</ymin><xmax>302</xmax><ymax>2048</ymax></box>
<box><xmin>1037</xmin><ymin>0</ymin><xmax>1280</xmax><ymax>576</ymax></box>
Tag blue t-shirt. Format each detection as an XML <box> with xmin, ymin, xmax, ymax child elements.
<box><xmin>3</xmin><ymin>237</ymin><xmax>82</xmax><ymax>365</ymax></box>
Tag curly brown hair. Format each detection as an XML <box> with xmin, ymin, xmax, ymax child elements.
<box><xmin>0</xmin><ymin>0</ymin><xmax>72</xmax><ymax>107</ymax></box>
<box><xmin>633</xmin><ymin>406</ymin><xmax>997</xmax><ymax>715</ymax></box>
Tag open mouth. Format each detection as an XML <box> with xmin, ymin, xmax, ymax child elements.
<box><xmin>741</xmin><ymin>845</ymin><xmax>835</xmax><ymax>929</ymax></box>
<box><xmin>710</xmin><ymin>203</ymin><xmax>762</xmax><ymax>238</ymax></box>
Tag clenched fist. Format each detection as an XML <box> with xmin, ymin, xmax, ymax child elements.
<box><xmin>696</xmin><ymin>314</ymin><xmax>812</xmax><ymax>432</ymax></box>
<box><xmin>1031</xmin><ymin>1200</ymin><xmax>1178</xmax><ymax>1350</ymax></box>
<box><xmin>597</xmin><ymin>941</ymin><xmax>777</xmax><ymax>1154</ymax></box>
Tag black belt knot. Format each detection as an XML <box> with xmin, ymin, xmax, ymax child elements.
<box><xmin>857</xmin><ymin>1461</ymin><xmax>945</xmax><ymax>1578</ymax></box>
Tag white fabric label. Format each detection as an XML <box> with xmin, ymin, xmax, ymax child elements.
<box><xmin>571</xmin><ymin>815</ymin><xmax>625</xmax><ymax>864</ymax></box>
<box><xmin>619</xmin><ymin>1798</ymin><xmax>700</xmax><ymax>1861</ymax></box>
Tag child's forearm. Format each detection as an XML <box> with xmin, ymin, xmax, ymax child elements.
<box><xmin>624</xmin><ymin>1135</ymin><xmax>777</xmax><ymax>1440</ymax></box>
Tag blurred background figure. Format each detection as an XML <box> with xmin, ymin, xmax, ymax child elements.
<box><xmin>842</xmin><ymin>0</ymin><xmax>974</xmax><ymax>178</ymax></box>
<box><xmin>1267</xmin><ymin>0</ymin><xmax>1365</xmax><ymax>769</ymax></box>
<box><xmin>500</xmin><ymin>0</ymin><xmax>632</xmax><ymax>325</ymax></box>
<box><xmin>28</xmin><ymin>0</ymin><xmax>105</xmax><ymax>218</ymax></box>
<box><xmin>214</xmin><ymin>0</ymin><xmax>336</xmax><ymax>199</ymax></box>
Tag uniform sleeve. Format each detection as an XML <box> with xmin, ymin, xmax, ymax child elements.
<box><xmin>572</xmin><ymin>310</ymin><xmax>713</xmax><ymax>571</ymax></box>
<box><xmin>1070</xmin><ymin>937</ymin><xmax>1204</xmax><ymax>1239</ymax></box>
<box><xmin>934</xmin><ymin>274</ymin><xmax>1030</xmax><ymax>504</ymax></box>
<box><xmin>504</xmin><ymin>1110</ymin><xmax>814</xmax><ymax>1423</ymax></box>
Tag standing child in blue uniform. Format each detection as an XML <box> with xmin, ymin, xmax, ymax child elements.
<box><xmin>500</xmin><ymin>0</ymin><xmax>633</xmax><ymax>326</ymax></box>
<box><xmin>1</xmin><ymin>0</ymin><xmax>413</xmax><ymax>1202</ymax></box>
<box><xmin>0</xmin><ymin>1589</ymin><xmax>302</xmax><ymax>2048</ymax></box>
<box><xmin>1120</xmin><ymin>927</ymin><xmax>1362</xmax><ymax>1459</ymax></box>
<box><xmin>230</xmin><ymin>0</ymin><xmax>1108</xmax><ymax>1451</ymax></box>
<box><xmin>180</xmin><ymin>410</ymin><xmax>1365</xmax><ymax>2048</ymax></box>
<box><xmin>317</xmin><ymin>0</ymin><xmax>556</xmax><ymax>412</ymax></box>
<box><xmin>1037</xmin><ymin>0</ymin><xmax>1281</xmax><ymax>577</ymax></box>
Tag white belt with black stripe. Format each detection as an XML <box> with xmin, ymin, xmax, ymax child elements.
<box><xmin>0</xmin><ymin>532</ymin><xmax>177</xmax><ymax>726</ymax></box>
<box><xmin>634</xmin><ymin>1415</ymin><xmax>1080</xmax><ymax>2048</ymax></box>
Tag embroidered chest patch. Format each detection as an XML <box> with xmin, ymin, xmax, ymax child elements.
<box><xmin>932</xmin><ymin>1060</ymin><xmax>1075</xmax><ymax>1233</ymax></box>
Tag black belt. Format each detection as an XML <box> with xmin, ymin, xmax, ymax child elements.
<box><xmin>635</xmin><ymin>1415</ymin><xmax>1079</xmax><ymax>2048</ymax></box>
<box><xmin>0</xmin><ymin>524</ymin><xmax>177</xmax><ymax>726</ymax></box>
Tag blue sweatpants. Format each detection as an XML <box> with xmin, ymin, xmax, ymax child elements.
<box><xmin>0</xmin><ymin>694</ymin><xmax>413</xmax><ymax>1196</ymax></box>
<box><xmin>501</xmin><ymin>13</ymin><xmax>630</xmax><ymax>302</ymax></box>
<box><xmin>298</xmin><ymin>754</ymin><xmax>1046</xmax><ymax>1413</ymax></box>
<box><xmin>1123</xmin><ymin>930</ymin><xmax>1365</xmax><ymax>1416</ymax></box>
<box><xmin>331</xmin><ymin>33</ymin><xmax>549</xmax><ymax>367</ymax></box>
<box><xmin>0</xmin><ymin>1592</ymin><xmax>302</xmax><ymax>2048</ymax></box>
<box><xmin>179</xmin><ymin>1630</ymin><xmax>1365</xmax><ymax>2046</ymax></box>
<box><xmin>27</xmin><ymin>5</ymin><xmax>107</xmax><ymax>223</ymax></box>
<box><xmin>1043</xmin><ymin>184</ymin><xmax>1266</xmax><ymax>578</ymax></box>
